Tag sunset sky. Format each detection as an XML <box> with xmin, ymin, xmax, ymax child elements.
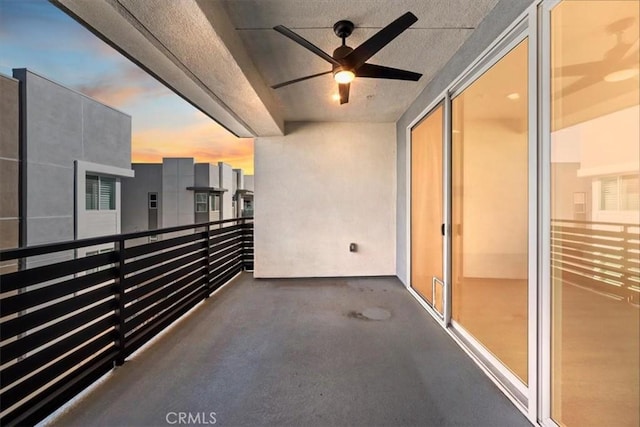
<box><xmin>0</xmin><ymin>0</ymin><xmax>254</xmax><ymax>173</ymax></box>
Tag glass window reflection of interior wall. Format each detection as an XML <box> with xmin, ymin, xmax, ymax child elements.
<box><xmin>452</xmin><ymin>40</ymin><xmax>529</xmax><ymax>383</ymax></box>
<box><xmin>551</xmin><ymin>1</ymin><xmax>639</xmax><ymax>426</ymax></box>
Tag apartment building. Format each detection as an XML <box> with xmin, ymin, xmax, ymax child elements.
<box><xmin>0</xmin><ymin>69</ymin><xmax>133</xmax><ymax>265</ymax></box>
<box><xmin>121</xmin><ymin>158</ymin><xmax>252</xmax><ymax>235</ymax></box>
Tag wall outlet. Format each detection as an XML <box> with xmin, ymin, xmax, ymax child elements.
<box><xmin>349</xmin><ymin>243</ymin><xmax>357</xmax><ymax>252</ymax></box>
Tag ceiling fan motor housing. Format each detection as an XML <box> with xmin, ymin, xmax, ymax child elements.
<box><xmin>333</xmin><ymin>20</ymin><xmax>355</xmax><ymax>39</ymax></box>
<box><xmin>332</xmin><ymin>45</ymin><xmax>355</xmax><ymax>78</ymax></box>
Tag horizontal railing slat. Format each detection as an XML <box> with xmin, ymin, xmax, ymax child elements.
<box><xmin>124</xmin><ymin>267</ymin><xmax>206</xmax><ymax>320</ymax></box>
<box><xmin>123</xmin><ymin>289</ymin><xmax>205</xmax><ymax>360</ymax></box>
<box><xmin>208</xmin><ymin>229</ymin><xmax>244</xmax><ymax>247</ymax></box>
<box><xmin>551</xmin><ymin>224</ymin><xmax>628</xmax><ymax>239</ymax></box>
<box><xmin>209</xmin><ymin>223</ymin><xmax>244</xmax><ymax>237</ymax></box>
<box><xmin>1</xmin><ymin>251</ymin><xmax>116</xmax><ymax>292</ymax></box>
<box><xmin>210</xmin><ymin>262</ymin><xmax>243</xmax><ymax>292</ymax></box>
<box><xmin>210</xmin><ymin>254</ymin><xmax>243</xmax><ymax>279</ymax></box>
<box><xmin>2</xmin><ymin>348</ymin><xmax>118</xmax><ymax>427</ymax></box>
<box><xmin>125</xmin><ymin>260</ymin><xmax>207</xmax><ymax>304</ymax></box>
<box><xmin>124</xmin><ymin>231</ymin><xmax>206</xmax><ymax>259</ymax></box>
<box><xmin>0</xmin><ymin>268</ymin><xmax>116</xmax><ymax>316</ymax></box>
<box><xmin>1</xmin><ymin>285</ymin><xmax>115</xmax><ymax>340</ymax></box>
<box><xmin>552</xmin><ymin>253</ymin><xmax>628</xmax><ymax>276</ymax></box>
<box><xmin>210</xmin><ymin>236</ymin><xmax>242</xmax><ymax>253</ymax></box>
<box><xmin>123</xmin><ymin>240</ymin><xmax>207</xmax><ymax>275</ymax></box>
<box><xmin>209</xmin><ymin>247</ymin><xmax>243</xmax><ymax>272</ymax></box>
<box><xmin>1</xmin><ymin>303</ymin><xmax>116</xmax><ymax>365</ymax></box>
<box><xmin>124</xmin><ymin>250</ymin><xmax>205</xmax><ymax>290</ymax></box>
<box><xmin>551</xmin><ymin>231</ymin><xmax>626</xmax><ymax>249</ymax></box>
<box><xmin>1</xmin><ymin>333</ymin><xmax>116</xmax><ymax>410</ymax></box>
<box><xmin>551</xmin><ymin>239</ymin><xmax>624</xmax><ymax>257</ymax></box>
<box><xmin>0</xmin><ymin>316</ymin><xmax>115</xmax><ymax>388</ymax></box>
<box><xmin>124</xmin><ymin>277</ymin><xmax>206</xmax><ymax>334</ymax></box>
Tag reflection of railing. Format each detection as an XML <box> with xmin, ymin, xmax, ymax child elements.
<box><xmin>551</xmin><ymin>219</ymin><xmax>640</xmax><ymax>303</ymax></box>
<box><xmin>0</xmin><ymin>218</ymin><xmax>253</xmax><ymax>426</ymax></box>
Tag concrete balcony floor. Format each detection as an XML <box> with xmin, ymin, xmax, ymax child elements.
<box><xmin>44</xmin><ymin>274</ymin><xmax>530</xmax><ymax>427</ymax></box>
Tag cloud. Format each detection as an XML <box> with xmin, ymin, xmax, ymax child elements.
<box><xmin>75</xmin><ymin>83</ymin><xmax>144</xmax><ymax>107</ymax></box>
<box><xmin>72</xmin><ymin>62</ymin><xmax>170</xmax><ymax>108</ymax></box>
<box><xmin>131</xmin><ymin>117</ymin><xmax>254</xmax><ymax>173</ymax></box>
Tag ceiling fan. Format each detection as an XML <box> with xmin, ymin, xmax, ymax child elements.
<box><xmin>554</xmin><ymin>17</ymin><xmax>639</xmax><ymax>97</ymax></box>
<box><xmin>271</xmin><ymin>12</ymin><xmax>422</xmax><ymax>104</ymax></box>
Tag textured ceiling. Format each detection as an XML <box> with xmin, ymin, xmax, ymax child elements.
<box><xmin>220</xmin><ymin>0</ymin><xmax>500</xmax><ymax>122</ymax></box>
<box><xmin>54</xmin><ymin>0</ymin><xmax>501</xmax><ymax>136</ymax></box>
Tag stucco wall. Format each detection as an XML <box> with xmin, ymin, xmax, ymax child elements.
<box><xmin>395</xmin><ymin>0</ymin><xmax>534</xmax><ymax>284</ymax></box>
<box><xmin>13</xmin><ymin>69</ymin><xmax>131</xmax><ymax>246</ymax></box>
<box><xmin>219</xmin><ymin>163</ymin><xmax>233</xmax><ymax>220</ymax></box>
<box><xmin>0</xmin><ymin>74</ymin><xmax>20</xmax><ymax>273</ymax></box>
<box><xmin>255</xmin><ymin>121</ymin><xmax>396</xmax><ymax>278</ymax></box>
<box><xmin>162</xmin><ymin>158</ymin><xmax>195</xmax><ymax>227</ymax></box>
<box><xmin>122</xmin><ymin>164</ymin><xmax>163</xmax><ymax>233</ymax></box>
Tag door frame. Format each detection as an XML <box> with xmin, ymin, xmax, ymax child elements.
<box><xmin>406</xmin><ymin>98</ymin><xmax>451</xmax><ymax>328</ymax></box>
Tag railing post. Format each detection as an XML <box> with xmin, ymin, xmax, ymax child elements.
<box><xmin>114</xmin><ymin>237</ymin><xmax>126</xmax><ymax>366</ymax></box>
<box><xmin>242</xmin><ymin>218</ymin><xmax>252</xmax><ymax>271</ymax></box>
<box><xmin>205</xmin><ymin>223</ymin><xmax>212</xmax><ymax>297</ymax></box>
<box><xmin>243</xmin><ymin>219</ymin><xmax>248</xmax><ymax>271</ymax></box>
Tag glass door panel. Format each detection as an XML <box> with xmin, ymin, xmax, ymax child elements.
<box><xmin>550</xmin><ymin>1</ymin><xmax>639</xmax><ymax>425</ymax></box>
<box><xmin>411</xmin><ymin>105</ymin><xmax>444</xmax><ymax>312</ymax></box>
<box><xmin>451</xmin><ymin>39</ymin><xmax>529</xmax><ymax>383</ymax></box>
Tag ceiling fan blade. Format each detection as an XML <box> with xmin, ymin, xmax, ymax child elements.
<box><xmin>554</xmin><ymin>74</ymin><xmax>600</xmax><ymax>98</ymax></box>
<box><xmin>344</xmin><ymin>12</ymin><xmax>418</xmax><ymax>70</ymax></box>
<box><xmin>553</xmin><ymin>61</ymin><xmax>603</xmax><ymax>77</ymax></box>
<box><xmin>606</xmin><ymin>40</ymin><xmax>637</xmax><ymax>61</ymax></box>
<box><xmin>274</xmin><ymin>25</ymin><xmax>341</xmax><ymax>66</ymax></box>
<box><xmin>356</xmin><ymin>63</ymin><xmax>422</xmax><ymax>81</ymax></box>
<box><xmin>271</xmin><ymin>71</ymin><xmax>332</xmax><ymax>89</ymax></box>
<box><xmin>623</xmin><ymin>38</ymin><xmax>639</xmax><ymax>59</ymax></box>
<box><xmin>339</xmin><ymin>83</ymin><xmax>350</xmax><ymax>104</ymax></box>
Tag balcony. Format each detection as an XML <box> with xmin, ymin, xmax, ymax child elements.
<box><xmin>0</xmin><ymin>219</ymin><xmax>530</xmax><ymax>426</ymax></box>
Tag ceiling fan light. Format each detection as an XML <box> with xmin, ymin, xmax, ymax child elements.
<box><xmin>334</xmin><ymin>69</ymin><xmax>355</xmax><ymax>84</ymax></box>
<box><xmin>603</xmin><ymin>68</ymin><xmax>639</xmax><ymax>82</ymax></box>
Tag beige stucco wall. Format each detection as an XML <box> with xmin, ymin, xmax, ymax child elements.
<box><xmin>255</xmin><ymin>121</ymin><xmax>396</xmax><ymax>278</ymax></box>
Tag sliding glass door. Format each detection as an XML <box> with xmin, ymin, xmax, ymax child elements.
<box><xmin>451</xmin><ymin>39</ymin><xmax>530</xmax><ymax>385</ymax></box>
<box><xmin>411</xmin><ymin>105</ymin><xmax>444</xmax><ymax>313</ymax></box>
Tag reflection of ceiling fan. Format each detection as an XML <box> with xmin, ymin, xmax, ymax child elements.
<box><xmin>271</xmin><ymin>12</ymin><xmax>422</xmax><ymax>104</ymax></box>
<box><xmin>555</xmin><ymin>18</ymin><xmax>639</xmax><ymax>97</ymax></box>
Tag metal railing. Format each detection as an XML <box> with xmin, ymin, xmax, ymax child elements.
<box><xmin>0</xmin><ymin>217</ymin><xmax>253</xmax><ymax>426</ymax></box>
<box><xmin>551</xmin><ymin>219</ymin><xmax>639</xmax><ymax>303</ymax></box>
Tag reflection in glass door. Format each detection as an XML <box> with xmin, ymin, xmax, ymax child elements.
<box><xmin>411</xmin><ymin>105</ymin><xmax>444</xmax><ymax>313</ymax></box>
<box><xmin>451</xmin><ymin>40</ymin><xmax>529</xmax><ymax>384</ymax></box>
<box><xmin>549</xmin><ymin>1</ymin><xmax>639</xmax><ymax>425</ymax></box>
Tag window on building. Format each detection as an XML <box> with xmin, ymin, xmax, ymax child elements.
<box><xmin>210</xmin><ymin>194</ymin><xmax>220</xmax><ymax>211</ymax></box>
<box><xmin>600</xmin><ymin>175</ymin><xmax>639</xmax><ymax>211</ymax></box>
<box><xmin>148</xmin><ymin>192</ymin><xmax>158</xmax><ymax>209</ymax></box>
<box><xmin>195</xmin><ymin>192</ymin><xmax>208</xmax><ymax>212</ymax></box>
<box><xmin>86</xmin><ymin>174</ymin><xmax>115</xmax><ymax>210</ymax></box>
